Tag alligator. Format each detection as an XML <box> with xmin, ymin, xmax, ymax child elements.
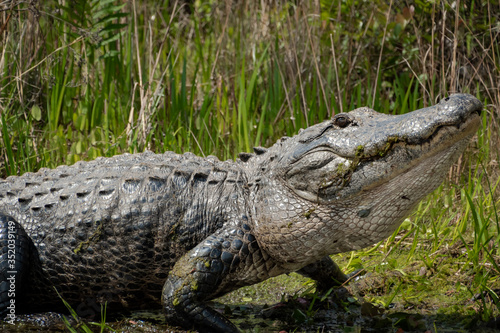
<box><xmin>0</xmin><ymin>94</ymin><xmax>482</xmax><ymax>332</ymax></box>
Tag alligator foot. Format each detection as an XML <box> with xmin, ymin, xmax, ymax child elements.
<box><xmin>162</xmin><ymin>227</ymin><xmax>263</xmax><ymax>333</ymax></box>
<box><xmin>296</xmin><ymin>256</ymin><xmax>353</xmax><ymax>293</ymax></box>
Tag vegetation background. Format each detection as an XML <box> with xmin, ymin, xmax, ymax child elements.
<box><xmin>0</xmin><ymin>0</ymin><xmax>499</xmax><ymax>331</ymax></box>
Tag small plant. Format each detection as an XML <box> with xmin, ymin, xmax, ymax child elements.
<box><xmin>55</xmin><ymin>288</ymin><xmax>114</xmax><ymax>333</ymax></box>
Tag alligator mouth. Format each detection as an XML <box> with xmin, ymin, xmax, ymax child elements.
<box><xmin>412</xmin><ymin>108</ymin><xmax>481</xmax><ymax>146</ymax></box>
<box><xmin>324</xmin><ymin>111</ymin><xmax>481</xmax><ymax>200</ymax></box>
<box><xmin>363</xmin><ymin>110</ymin><xmax>482</xmax><ymax>161</ymax></box>
<box><xmin>352</xmin><ymin>111</ymin><xmax>482</xmax><ymax>193</ymax></box>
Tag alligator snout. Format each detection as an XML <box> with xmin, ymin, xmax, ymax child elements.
<box><xmin>437</xmin><ymin>93</ymin><xmax>482</xmax><ymax>119</ymax></box>
<box><xmin>363</xmin><ymin>93</ymin><xmax>482</xmax><ymax>153</ymax></box>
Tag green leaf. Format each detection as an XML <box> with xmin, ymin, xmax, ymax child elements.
<box><xmin>95</xmin><ymin>11</ymin><xmax>128</xmax><ymax>24</ymax></box>
<box><xmin>99</xmin><ymin>30</ymin><xmax>124</xmax><ymax>46</ymax></box>
<box><xmin>98</xmin><ymin>23</ymin><xmax>128</xmax><ymax>33</ymax></box>
<box><xmin>101</xmin><ymin>50</ymin><xmax>120</xmax><ymax>58</ymax></box>
<box><xmin>1</xmin><ymin>114</ymin><xmax>16</xmax><ymax>175</ymax></box>
<box><xmin>30</xmin><ymin>105</ymin><xmax>42</xmax><ymax>121</ymax></box>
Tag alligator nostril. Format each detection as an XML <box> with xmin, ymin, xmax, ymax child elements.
<box><xmin>444</xmin><ymin>97</ymin><xmax>450</xmax><ymax>102</ymax></box>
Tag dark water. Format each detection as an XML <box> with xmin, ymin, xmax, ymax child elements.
<box><xmin>2</xmin><ymin>299</ymin><xmax>499</xmax><ymax>333</ymax></box>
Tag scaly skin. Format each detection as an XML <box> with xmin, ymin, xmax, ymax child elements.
<box><xmin>0</xmin><ymin>94</ymin><xmax>482</xmax><ymax>332</ymax></box>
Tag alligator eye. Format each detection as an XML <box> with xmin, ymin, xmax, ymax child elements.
<box><xmin>333</xmin><ymin>115</ymin><xmax>351</xmax><ymax>128</ymax></box>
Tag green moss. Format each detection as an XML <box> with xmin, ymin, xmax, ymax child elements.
<box><xmin>217</xmin><ymin>272</ymin><xmax>310</xmax><ymax>306</ymax></box>
<box><xmin>356</xmin><ymin>145</ymin><xmax>365</xmax><ymax>156</ymax></box>
<box><xmin>302</xmin><ymin>208</ymin><xmax>315</xmax><ymax>219</ymax></box>
<box><xmin>378</xmin><ymin>136</ymin><xmax>405</xmax><ymax>157</ymax></box>
<box><xmin>73</xmin><ymin>222</ymin><xmax>104</xmax><ymax>254</ymax></box>
<box><xmin>319</xmin><ymin>145</ymin><xmax>366</xmax><ymax>192</ymax></box>
<box><xmin>337</xmin><ymin>162</ymin><xmax>347</xmax><ymax>173</ymax></box>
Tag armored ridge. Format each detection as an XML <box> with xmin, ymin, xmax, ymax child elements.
<box><xmin>0</xmin><ymin>94</ymin><xmax>482</xmax><ymax>332</ymax></box>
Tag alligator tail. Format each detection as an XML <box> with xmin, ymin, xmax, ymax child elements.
<box><xmin>0</xmin><ymin>214</ymin><xmax>33</xmax><ymax>321</ymax></box>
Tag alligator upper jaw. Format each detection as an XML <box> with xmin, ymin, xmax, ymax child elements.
<box><xmin>362</xmin><ymin>109</ymin><xmax>482</xmax><ymax>160</ymax></box>
<box><xmin>342</xmin><ymin>112</ymin><xmax>481</xmax><ymax>199</ymax></box>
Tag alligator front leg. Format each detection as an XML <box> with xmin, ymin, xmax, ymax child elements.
<box><xmin>163</xmin><ymin>226</ymin><xmax>269</xmax><ymax>333</ymax></box>
<box><xmin>162</xmin><ymin>249</ymin><xmax>238</xmax><ymax>332</ymax></box>
<box><xmin>296</xmin><ymin>256</ymin><xmax>349</xmax><ymax>292</ymax></box>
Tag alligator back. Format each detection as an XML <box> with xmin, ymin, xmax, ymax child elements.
<box><xmin>0</xmin><ymin>151</ymin><xmax>246</xmax><ymax>313</ymax></box>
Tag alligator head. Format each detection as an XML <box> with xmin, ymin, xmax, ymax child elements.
<box><xmin>246</xmin><ymin>93</ymin><xmax>482</xmax><ymax>268</ymax></box>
